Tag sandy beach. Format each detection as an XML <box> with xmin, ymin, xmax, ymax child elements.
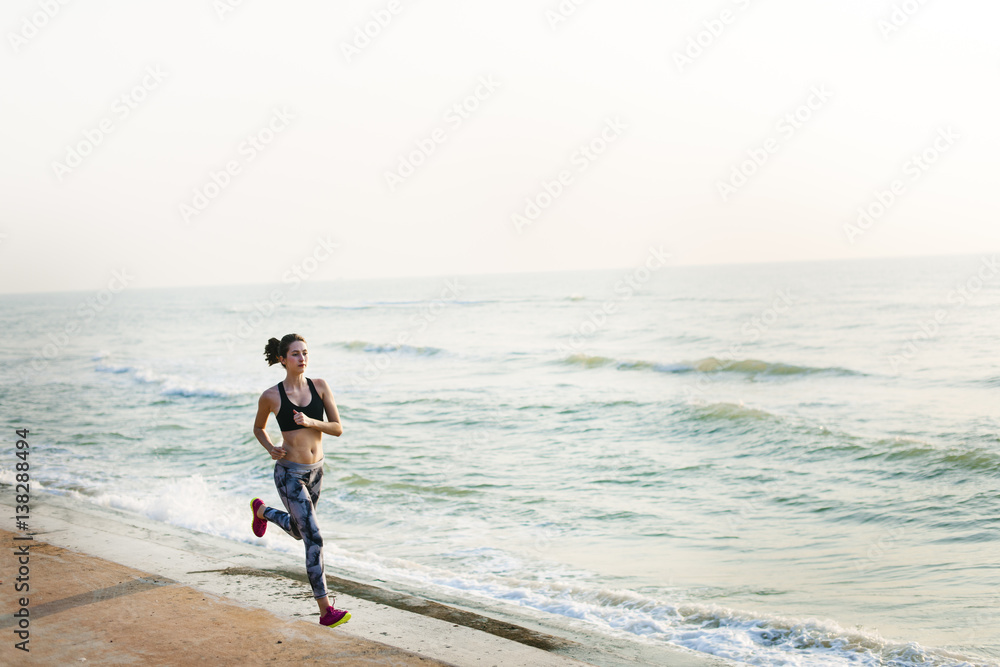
<box><xmin>0</xmin><ymin>489</ymin><xmax>733</xmax><ymax>666</ymax></box>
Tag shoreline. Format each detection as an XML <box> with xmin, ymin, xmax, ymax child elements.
<box><xmin>0</xmin><ymin>487</ymin><xmax>733</xmax><ymax>666</ymax></box>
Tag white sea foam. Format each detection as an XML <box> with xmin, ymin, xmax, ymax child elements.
<box><xmin>335</xmin><ymin>340</ymin><xmax>444</xmax><ymax>356</ymax></box>
<box><xmin>43</xmin><ymin>477</ymin><xmax>980</xmax><ymax>667</ymax></box>
<box><xmin>94</xmin><ymin>361</ymin><xmax>249</xmax><ymax>398</ymax></box>
<box><xmin>317</xmin><ymin>539</ymin><xmax>986</xmax><ymax>667</ymax></box>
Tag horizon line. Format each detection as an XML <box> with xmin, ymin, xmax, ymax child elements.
<box><xmin>0</xmin><ymin>249</ymin><xmax>992</xmax><ymax>298</ymax></box>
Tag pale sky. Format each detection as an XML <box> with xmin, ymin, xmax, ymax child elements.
<box><xmin>2</xmin><ymin>0</ymin><xmax>998</xmax><ymax>294</ymax></box>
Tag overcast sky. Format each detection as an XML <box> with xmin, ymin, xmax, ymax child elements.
<box><xmin>2</xmin><ymin>0</ymin><xmax>998</xmax><ymax>294</ymax></box>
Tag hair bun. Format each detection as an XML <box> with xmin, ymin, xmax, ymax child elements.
<box><xmin>263</xmin><ymin>334</ymin><xmax>306</xmax><ymax>367</ymax></box>
<box><xmin>263</xmin><ymin>337</ymin><xmax>281</xmax><ymax>366</ymax></box>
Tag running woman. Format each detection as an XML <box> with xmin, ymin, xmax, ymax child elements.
<box><xmin>249</xmin><ymin>333</ymin><xmax>351</xmax><ymax>628</ymax></box>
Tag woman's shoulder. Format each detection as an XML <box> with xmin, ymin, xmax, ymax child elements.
<box><xmin>310</xmin><ymin>377</ymin><xmax>333</xmax><ymax>394</ymax></box>
<box><xmin>259</xmin><ymin>384</ymin><xmax>280</xmax><ymax>404</ymax></box>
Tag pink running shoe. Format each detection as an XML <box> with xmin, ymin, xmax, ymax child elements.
<box><xmin>250</xmin><ymin>498</ymin><xmax>267</xmax><ymax>538</ymax></box>
<box><xmin>320</xmin><ymin>606</ymin><xmax>351</xmax><ymax>628</ymax></box>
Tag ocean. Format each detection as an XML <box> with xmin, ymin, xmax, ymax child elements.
<box><xmin>2</xmin><ymin>253</ymin><xmax>998</xmax><ymax>666</ymax></box>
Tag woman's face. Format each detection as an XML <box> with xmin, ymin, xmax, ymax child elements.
<box><xmin>281</xmin><ymin>341</ymin><xmax>308</xmax><ymax>371</ymax></box>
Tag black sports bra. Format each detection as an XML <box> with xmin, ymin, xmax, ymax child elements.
<box><xmin>276</xmin><ymin>378</ymin><xmax>324</xmax><ymax>431</ymax></box>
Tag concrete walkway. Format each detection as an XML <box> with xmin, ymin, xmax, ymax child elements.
<box><xmin>0</xmin><ymin>529</ymin><xmax>449</xmax><ymax>665</ymax></box>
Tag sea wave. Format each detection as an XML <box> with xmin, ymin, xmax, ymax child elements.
<box><xmin>857</xmin><ymin>436</ymin><xmax>1000</xmax><ymax>476</ymax></box>
<box><xmin>94</xmin><ymin>362</ymin><xmax>248</xmax><ymax>398</ymax></box>
<box><xmin>559</xmin><ymin>354</ymin><xmax>858</xmax><ymax>376</ymax></box>
<box><xmin>684</xmin><ymin>405</ymin><xmax>1000</xmax><ymax>478</ymax></box>
<box><xmin>311</xmin><ymin>541</ymin><xmax>989</xmax><ymax>667</ymax></box>
<box><xmin>688</xmin><ymin>401</ymin><xmax>780</xmax><ymax>422</ymax></box>
<box><xmin>332</xmin><ymin>340</ymin><xmax>444</xmax><ymax>357</ymax></box>
<box><xmin>338</xmin><ymin>473</ymin><xmax>477</xmax><ymax>498</ymax></box>
<box><xmin>10</xmin><ymin>473</ymin><xmax>992</xmax><ymax>667</ymax></box>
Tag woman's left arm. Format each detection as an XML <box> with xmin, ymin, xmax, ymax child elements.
<box><xmin>293</xmin><ymin>378</ymin><xmax>343</xmax><ymax>436</ymax></box>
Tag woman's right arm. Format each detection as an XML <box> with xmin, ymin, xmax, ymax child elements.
<box><xmin>253</xmin><ymin>392</ymin><xmax>286</xmax><ymax>460</ymax></box>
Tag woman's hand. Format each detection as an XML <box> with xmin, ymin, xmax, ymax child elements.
<box><xmin>292</xmin><ymin>409</ymin><xmax>314</xmax><ymax>429</ymax></box>
<box><xmin>269</xmin><ymin>445</ymin><xmax>287</xmax><ymax>460</ymax></box>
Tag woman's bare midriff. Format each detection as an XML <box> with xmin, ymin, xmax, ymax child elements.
<box><xmin>279</xmin><ymin>428</ymin><xmax>324</xmax><ymax>464</ymax></box>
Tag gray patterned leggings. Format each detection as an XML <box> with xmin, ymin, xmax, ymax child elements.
<box><xmin>262</xmin><ymin>458</ymin><xmax>328</xmax><ymax>599</ymax></box>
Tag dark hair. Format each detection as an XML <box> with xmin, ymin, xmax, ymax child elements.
<box><xmin>264</xmin><ymin>333</ymin><xmax>306</xmax><ymax>367</ymax></box>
